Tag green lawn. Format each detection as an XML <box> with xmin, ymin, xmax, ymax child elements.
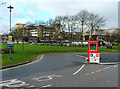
<box><xmin>112</xmin><ymin>42</ymin><xmax>120</xmax><ymax>49</ymax></box>
<box><xmin>1</xmin><ymin>43</ymin><xmax>120</xmax><ymax>67</ymax></box>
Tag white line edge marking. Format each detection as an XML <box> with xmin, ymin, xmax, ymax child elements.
<box><xmin>73</xmin><ymin>64</ymin><xmax>85</xmax><ymax>75</ymax></box>
<box><xmin>42</xmin><ymin>84</ymin><xmax>51</xmax><ymax>88</ymax></box>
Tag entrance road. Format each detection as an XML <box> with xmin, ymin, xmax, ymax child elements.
<box><xmin>1</xmin><ymin>53</ymin><xmax>119</xmax><ymax>87</ymax></box>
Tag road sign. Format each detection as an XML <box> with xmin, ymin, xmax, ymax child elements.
<box><xmin>9</xmin><ymin>36</ymin><xmax>12</xmax><ymax>41</ymax></box>
<box><xmin>7</xmin><ymin>41</ymin><xmax>14</xmax><ymax>47</ymax></box>
<box><xmin>88</xmin><ymin>41</ymin><xmax>100</xmax><ymax>63</ymax></box>
<box><xmin>90</xmin><ymin>53</ymin><xmax>93</xmax><ymax>57</ymax></box>
<box><xmin>89</xmin><ymin>53</ymin><xmax>100</xmax><ymax>63</ymax></box>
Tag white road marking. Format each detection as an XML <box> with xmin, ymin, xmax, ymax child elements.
<box><xmin>84</xmin><ymin>64</ymin><xmax>118</xmax><ymax>76</ymax></box>
<box><xmin>0</xmin><ymin>79</ymin><xmax>34</xmax><ymax>87</ymax></box>
<box><xmin>33</xmin><ymin>74</ymin><xmax>62</xmax><ymax>82</ymax></box>
<box><xmin>73</xmin><ymin>64</ymin><xmax>85</xmax><ymax>75</ymax></box>
<box><xmin>76</xmin><ymin>55</ymin><xmax>88</xmax><ymax>62</ymax></box>
<box><xmin>91</xmin><ymin>72</ymin><xmax>95</xmax><ymax>74</ymax></box>
<box><xmin>99</xmin><ymin>62</ymin><xmax>119</xmax><ymax>65</ymax></box>
<box><xmin>76</xmin><ymin>55</ymin><xmax>87</xmax><ymax>59</ymax></box>
<box><xmin>33</xmin><ymin>76</ymin><xmax>52</xmax><ymax>81</ymax></box>
<box><xmin>42</xmin><ymin>84</ymin><xmax>51</xmax><ymax>88</ymax></box>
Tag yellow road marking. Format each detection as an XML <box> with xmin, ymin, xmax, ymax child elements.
<box><xmin>1</xmin><ymin>55</ymin><xmax>44</xmax><ymax>71</ymax></box>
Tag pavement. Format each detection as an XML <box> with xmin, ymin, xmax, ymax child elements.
<box><xmin>0</xmin><ymin>53</ymin><xmax>119</xmax><ymax>88</ymax></box>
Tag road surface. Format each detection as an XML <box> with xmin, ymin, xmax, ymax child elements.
<box><xmin>0</xmin><ymin>53</ymin><xmax>119</xmax><ymax>88</ymax></box>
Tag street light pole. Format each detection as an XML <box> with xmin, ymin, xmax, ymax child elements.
<box><xmin>7</xmin><ymin>5</ymin><xmax>14</xmax><ymax>60</ymax></box>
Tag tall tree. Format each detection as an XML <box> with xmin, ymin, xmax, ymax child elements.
<box><xmin>64</xmin><ymin>15</ymin><xmax>76</xmax><ymax>45</ymax></box>
<box><xmin>15</xmin><ymin>24</ymin><xmax>25</xmax><ymax>50</ymax></box>
<box><xmin>87</xmin><ymin>12</ymin><xmax>105</xmax><ymax>40</ymax></box>
<box><xmin>75</xmin><ymin>10</ymin><xmax>89</xmax><ymax>46</ymax></box>
<box><xmin>54</xmin><ymin>16</ymin><xmax>66</xmax><ymax>45</ymax></box>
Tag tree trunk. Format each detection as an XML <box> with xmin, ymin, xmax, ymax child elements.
<box><xmin>17</xmin><ymin>38</ymin><xmax>19</xmax><ymax>44</ymax></box>
<box><xmin>22</xmin><ymin>37</ymin><xmax>24</xmax><ymax>50</ymax></box>
<box><xmin>81</xmin><ymin>25</ymin><xmax>83</xmax><ymax>47</ymax></box>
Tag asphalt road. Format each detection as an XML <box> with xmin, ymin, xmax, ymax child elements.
<box><xmin>0</xmin><ymin>53</ymin><xmax>119</xmax><ymax>88</ymax></box>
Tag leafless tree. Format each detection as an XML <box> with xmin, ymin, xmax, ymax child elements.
<box><xmin>15</xmin><ymin>24</ymin><xmax>25</xmax><ymax>50</ymax></box>
<box><xmin>48</xmin><ymin>18</ymin><xmax>54</xmax><ymax>48</ymax></box>
<box><xmin>54</xmin><ymin>16</ymin><xmax>67</xmax><ymax>45</ymax></box>
<box><xmin>105</xmin><ymin>32</ymin><xmax>110</xmax><ymax>42</ymax></box>
<box><xmin>87</xmin><ymin>12</ymin><xmax>105</xmax><ymax>40</ymax></box>
<box><xmin>75</xmin><ymin>10</ymin><xmax>89</xmax><ymax>46</ymax></box>
<box><xmin>63</xmin><ymin>15</ymin><xmax>76</xmax><ymax>45</ymax></box>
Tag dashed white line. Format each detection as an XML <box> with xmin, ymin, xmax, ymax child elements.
<box><xmin>99</xmin><ymin>62</ymin><xmax>119</xmax><ymax>65</ymax></box>
<box><xmin>73</xmin><ymin>64</ymin><xmax>85</xmax><ymax>75</ymax></box>
<box><xmin>84</xmin><ymin>64</ymin><xmax>118</xmax><ymax>76</ymax></box>
<box><xmin>42</xmin><ymin>84</ymin><xmax>51</xmax><ymax>88</ymax></box>
<box><xmin>85</xmin><ymin>73</ymin><xmax>90</xmax><ymax>76</ymax></box>
<box><xmin>91</xmin><ymin>72</ymin><xmax>95</xmax><ymax>74</ymax></box>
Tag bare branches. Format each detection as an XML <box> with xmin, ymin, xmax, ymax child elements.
<box><xmin>88</xmin><ymin>12</ymin><xmax>105</xmax><ymax>31</ymax></box>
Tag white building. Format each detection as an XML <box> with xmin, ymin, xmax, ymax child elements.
<box><xmin>83</xmin><ymin>28</ymin><xmax>119</xmax><ymax>41</ymax></box>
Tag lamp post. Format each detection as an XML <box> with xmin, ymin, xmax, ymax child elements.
<box><xmin>7</xmin><ymin>5</ymin><xmax>14</xmax><ymax>60</ymax></box>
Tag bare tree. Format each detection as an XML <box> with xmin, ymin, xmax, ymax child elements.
<box><xmin>105</xmin><ymin>32</ymin><xmax>110</xmax><ymax>42</ymax></box>
<box><xmin>63</xmin><ymin>15</ymin><xmax>76</xmax><ymax>45</ymax></box>
<box><xmin>54</xmin><ymin>16</ymin><xmax>67</xmax><ymax>45</ymax></box>
<box><xmin>87</xmin><ymin>12</ymin><xmax>105</xmax><ymax>40</ymax></box>
<box><xmin>48</xmin><ymin>18</ymin><xmax>54</xmax><ymax>48</ymax></box>
<box><xmin>75</xmin><ymin>10</ymin><xmax>89</xmax><ymax>46</ymax></box>
<box><xmin>15</xmin><ymin>24</ymin><xmax>25</xmax><ymax>50</ymax></box>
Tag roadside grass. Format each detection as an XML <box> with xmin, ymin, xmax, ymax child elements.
<box><xmin>1</xmin><ymin>43</ymin><xmax>120</xmax><ymax>67</ymax></box>
<box><xmin>113</xmin><ymin>42</ymin><xmax>120</xmax><ymax>49</ymax></box>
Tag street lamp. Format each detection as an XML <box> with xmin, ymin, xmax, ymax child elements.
<box><xmin>7</xmin><ymin>5</ymin><xmax>14</xmax><ymax>34</ymax></box>
<box><xmin>7</xmin><ymin>5</ymin><xmax>14</xmax><ymax>60</ymax></box>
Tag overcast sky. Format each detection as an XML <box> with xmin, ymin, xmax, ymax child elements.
<box><xmin>0</xmin><ymin>0</ymin><xmax>119</xmax><ymax>34</ymax></box>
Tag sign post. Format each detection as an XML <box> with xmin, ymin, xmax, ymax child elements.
<box><xmin>7</xmin><ymin>36</ymin><xmax>14</xmax><ymax>60</ymax></box>
<box><xmin>88</xmin><ymin>41</ymin><xmax>100</xmax><ymax>63</ymax></box>
<box><xmin>7</xmin><ymin>5</ymin><xmax>14</xmax><ymax>60</ymax></box>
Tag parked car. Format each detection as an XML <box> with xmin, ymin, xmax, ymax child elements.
<box><xmin>37</xmin><ymin>43</ymin><xmax>44</xmax><ymax>45</ymax></box>
<box><xmin>30</xmin><ymin>42</ymin><xmax>37</xmax><ymax>45</ymax></box>
<box><xmin>82</xmin><ymin>44</ymin><xmax>88</xmax><ymax>47</ymax></box>
<box><xmin>63</xmin><ymin>43</ymin><xmax>67</xmax><ymax>46</ymax></box>
<box><xmin>44</xmin><ymin>43</ymin><xmax>49</xmax><ymax>45</ymax></box>
<box><xmin>73</xmin><ymin>44</ymin><xmax>76</xmax><ymax>46</ymax></box>
<box><xmin>55</xmin><ymin>43</ymin><xmax>60</xmax><ymax>46</ymax></box>
<box><xmin>66</xmin><ymin>43</ymin><xmax>69</xmax><ymax>46</ymax></box>
<box><xmin>2</xmin><ymin>40</ymin><xmax>7</xmax><ymax>43</ymax></box>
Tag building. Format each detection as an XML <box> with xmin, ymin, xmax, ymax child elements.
<box><xmin>14</xmin><ymin>23</ymin><xmax>31</xmax><ymax>43</ymax></box>
<box><xmin>28</xmin><ymin>24</ymin><xmax>59</xmax><ymax>43</ymax></box>
<box><xmin>83</xmin><ymin>28</ymin><xmax>119</xmax><ymax>41</ymax></box>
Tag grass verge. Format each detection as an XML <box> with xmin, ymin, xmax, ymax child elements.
<box><xmin>1</xmin><ymin>43</ymin><xmax>120</xmax><ymax>67</ymax></box>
